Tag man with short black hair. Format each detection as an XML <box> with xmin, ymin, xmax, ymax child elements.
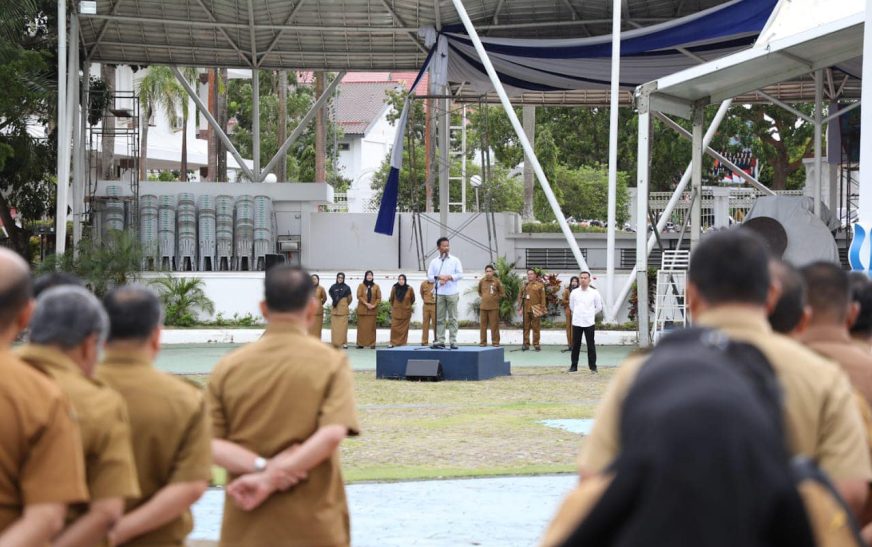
<box><xmin>0</xmin><ymin>249</ymin><xmax>88</xmax><ymax>545</ymax></box>
<box><xmin>32</xmin><ymin>271</ymin><xmax>84</xmax><ymax>297</ymax></box>
<box><xmin>850</xmin><ymin>273</ymin><xmax>872</xmax><ymax>352</ymax></box>
<box><xmin>580</xmin><ymin>230</ymin><xmax>872</xmax><ymax>513</ymax></box>
<box><xmin>427</xmin><ymin>237</ymin><xmax>464</xmax><ymax>349</ymax></box>
<box><xmin>97</xmin><ymin>285</ymin><xmax>212</xmax><ymax>546</ymax></box>
<box><xmin>768</xmin><ymin>259</ymin><xmax>810</xmax><ymax>336</ymax></box>
<box><xmin>568</xmin><ymin>271</ymin><xmax>603</xmax><ymax>373</ymax></box>
<box><xmin>19</xmin><ymin>285</ymin><xmax>140</xmax><ymax>547</ymax></box>
<box><xmin>208</xmin><ymin>264</ymin><xmax>360</xmax><ymax>546</ymax></box>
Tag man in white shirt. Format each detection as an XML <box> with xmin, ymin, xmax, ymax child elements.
<box><xmin>427</xmin><ymin>237</ymin><xmax>464</xmax><ymax>349</ymax></box>
<box><xmin>568</xmin><ymin>271</ymin><xmax>604</xmax><ymax>373</ymax></box>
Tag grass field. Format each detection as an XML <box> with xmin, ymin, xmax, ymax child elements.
<box><xmin>190</xmin><ymin>366</ymin><xmax>613</xmax><ymax>483</ymax></box>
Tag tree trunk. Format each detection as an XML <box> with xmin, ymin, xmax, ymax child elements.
<box><xmin>180</xmin><ymin>109</ymin><xmax>188</xmax><ymax>181</ymax></box>
<box><xmin>277</xmin><ymin>70</ymin><xmax>288</xmax><ymax>181</ymax></box>
<box><xmin>315</xmin><ymin>72</ymin><xmax>326</xmax><ymax>182</ymax></box>
<box><xmin>522</xmin><ymin>105</ymin><xmax>536</xmax><ymax>221</ymax></box>
<box><xmin>140</xmin><ymin>105</ymin><xmax>150</xmax><ymax>180</ymax></box>
<box><xmin>217</xmin><ymin>68</ymin><xmax>228</xmax><ymax>181</ymax></box>
<box><xmin>207</xmin><ymin>69</ymin><xmax>218</xmax><ymax>181</ymax></box>
<box><xmin>101</xmin><ymin>64</ymin><xmax>116</xmax><ymax>179</ymax></box>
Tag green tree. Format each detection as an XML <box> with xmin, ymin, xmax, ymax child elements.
<box><xmin>151</xmin><ymin>276</ymin><xmax>216</xmax><ymax>326</ymax></box>
<box><xmin>555</xmin><ymin>164</ymin><xmax>630</xmax><ymax>224</ymax></box>
<box><xmin>137</xmin><ymin>66</ymin><xmax>183</xmax><ymax>180</ymax></box>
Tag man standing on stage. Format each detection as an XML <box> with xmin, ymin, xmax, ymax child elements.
<box><xmin>427</xmin><ymin>237</ymin><xmax>464</xmax><ymax>349</ymax></box>
<box><xmin>568</xmin><ymin>271</ymin><xmax>604</xmax><ymax>373</ymax></box>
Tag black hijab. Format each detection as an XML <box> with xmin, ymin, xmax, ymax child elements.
<box><xmin>569</xmin><ymin>276</ymin><xmax>579</xmax><ymax>291</ymax></box>
<box><xmin>328</xmin><ymin>273</ymin><xmax>351</xmax><ymax>308</ymax></box>
<box><xmin>363</xmin><ymin>270</ymin><xmax>375</xmax><ymax>302</ymax></box>
<box><xmin>561</xmin><ymin>339</ymin><xmax>814</xmax><ymax>547</ymax></box>
<box><xmin>394</xmin><ymin>274</ymin><xmax>409</xmax><ymax>303</ymax></box>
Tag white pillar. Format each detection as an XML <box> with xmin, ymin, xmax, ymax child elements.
<box><xmin>439</xmin><ymin>93</ymin><xmax>450</xmax><ymax>235</ymax></box>
<box><xmin>55</xmin><ymin>0</ymin><xmax>68</xmax><ymax>255</ymax></box>
<box><xmin>605</xmin><ymin>0</ymin><xmax>622</xmax><ymax>320</ymax></box>
<box><xmin>252</xmin><ymin>69</ymin><xmax>260</xmax><ymax>180</ymax></box>
<box><xmin>813</xmin><ymin>69</ymin><xmax>823</xmax><ymax>217</ymax></box>
<box><xmin>636</xmin><ymin>107</ymin><xmax>651</xmax><ymax>347</ymax></box>
<box><xmin>449</xmin><ymin>0</ymin><xmax>590</xmax><ymax>272</ymax></box>
<box><xmin>690</xmin><ymin>105</ymin><xmax>704</xmax><ymax>249</ymax></box>
<box><xmin>860</xmin><ymin>0</ymin><xmax>872</xmax><ymax>217</ymax></box>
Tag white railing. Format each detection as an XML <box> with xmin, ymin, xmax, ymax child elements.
<box><xmin>641</xmin><ymin>188</ymin><xmax>803</xmax><ymax>231</ymax></box>
<box><xmin>324</xmin><ymin>192</ymin><xmax>348</xmax><ymax>213</ymax></box>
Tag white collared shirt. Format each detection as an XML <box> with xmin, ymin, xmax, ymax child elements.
<box><xmin>569</xmin><ymin>286</ymin><xmax>604</xmax><ymax>327</ymax></box>
<box><xmin>427</xmin><ymin>254</ymin><xmax>464</xmax><ymax>296</ymax></box>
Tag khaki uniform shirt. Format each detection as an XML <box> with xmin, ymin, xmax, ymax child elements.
<box><xmin>520</xmin><ymin>281</ymin><xmax>546</xmax><ymax>311</ymax></box>
<box><xmin>389</xmin><ymin>286</ymin><xmax>415</xmax><ymax>320</ymax></box>
<box><xmin>207</xmin><ymin>321</ymin><xmax>361</xmax><ymax>547</ymax></box>
<box><xmin>331</xmin><ymin>291</ymin><xmax>352</xmax><ymax>317</ymax></box>
<box><xmin>356</xmin><ymin>283</ymin><xmax>382</xmax><ymax>316</ymax></box>
<box><xmin>17</xmin><ymin>345</ymin><xmax>141</xmax><ymax>522</ymax></box>
<box><xmin>420</xmin><ymin>281</ymin><xmax>436</xmax><ymax>306</ymax></box>
<box><xmin>97</xmin><ymin>349</ymin><xmax>212</xmax><ymax>547</ymax></box>
<box><xmin>579</xmin><ymin>307</ymin><xmax>872</xmax><ymax>482</ymax></box>
<box><xmin>315</xmin><ymin>286</ymin><xmax>327</xmax><ymax>307</ymax></box>
<box><xmin>802</xmin><ymin>326</ymin><xmax>872</xmax><ymax>410</ymax></box>
<box><xmin>562</xmin><ymin>288</ymin><xmax>572</xmax><ymax>313</ymax></box>
<box><xmin>0</xmin><ymin>349</ymin><xmax>88</xmax><ymax>536</ymax></box>
<box><xmin>478</xmin><ymin>278</ymin><xmax>505</xmax><ymax>311</ymax></box>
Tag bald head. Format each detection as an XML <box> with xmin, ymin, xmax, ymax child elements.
<box><xmin>0</xmin><ymin>248</ymin><xmax>32</xmax><ymax>330</ymax></box>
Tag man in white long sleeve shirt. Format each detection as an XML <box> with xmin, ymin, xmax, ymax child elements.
<box><xmin>427</xmin><ymin>237</ymin><xmax>464</xmax><ymax>349</ymax></box>
<box><xmin>568</xmin><ymin>271</ymin><xmax>604</xmax><ymax>373</ymax></box>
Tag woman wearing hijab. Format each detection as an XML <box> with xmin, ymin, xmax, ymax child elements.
<box><xmin>389</xmin><ymin>274</ymin><xmax>416</xmax><ymax>348</ymax></box>
<box><xmin>309</xmin><ymin>274</ymin><xmax>328</xmax><ymax>340</ymax></box>
<box><xmin>328</xmin><ymin>273</ymin><xmax>353</xmax><ymax>349</ymax></box>
<box><xmin>356</xmin><ymin>271</ymin><xmax>381</xmax><ymax>349</ymax></box>
<box><xmin>562</xmin><ymin>276</ymin><xmax>580</xmax><ymax>351</ymax></box>
<box><xmin>541</xmin><ymin>336</ymin><xmax>816</xmax><ymax>547</ymax></box>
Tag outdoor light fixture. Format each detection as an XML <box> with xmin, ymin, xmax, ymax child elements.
<box><xmin>80</xmin><ymin>1</ymin><xmax>97</xmax><ymax>15</ymax></box>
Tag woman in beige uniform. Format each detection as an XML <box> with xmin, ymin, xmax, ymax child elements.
<box><xmin>389</xmin><ymin>274</ymin><xmax>416</xmax><ymax>347</ymax></box>
<box><xmin>328</xmin><ymin>273</ymin><xmax>353</xmax><ymax>349</ymax></box>
<box><xmin>356</xmin><ymin>270</ymin><xmax>381</xmax><ymax>349</ymax></box>
<box><xmin>562</xmin><ymin>276</ymin><xmax>579</xmax><ymax>351</ymax></box>
<box><xmin>309</xmin><ymin>274</ymin><xmax>328</xmax><ymax>340</ymax></box>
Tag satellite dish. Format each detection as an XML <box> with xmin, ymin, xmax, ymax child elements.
<box><xmin>470</xmin><ymin>175</ymin><xmax>482</xmax><ymax>188</ymax></box>
<box><xmin>264</xmin><ymin>173</ymin><xmax>278</xmax><ymax>183</ymax></box>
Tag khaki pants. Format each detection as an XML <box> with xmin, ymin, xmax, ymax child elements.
<box><xmin>480</xmin><ymin>309</ymin><xmax>501</xmax><ymax>345</ymax></box>
<box><xmin>435</xmin><ymin>294</ymin><xmax>459</xmax><ymax>345</ymax></box>
<box><xmin>523</xmin><ymin>309</ymin><xmax>541</xmax><ymax>347</ymax></box>
<box><xmin>421</xmin><ymin>304</ymin><xmax>436</xmax><ymax>344</ymax></box>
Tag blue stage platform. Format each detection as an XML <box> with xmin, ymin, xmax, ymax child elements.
<box><xmin>376</xmin><ymin>346</ymin><xmax>511</xmax><ymax>381</ymax></box>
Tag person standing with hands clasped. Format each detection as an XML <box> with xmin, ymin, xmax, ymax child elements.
<box><xmin>427</xmin><ymin>237</ymin><xmax>463</xmax><ymax>349</ymax></box>
<box><xmin>519</xmin><ymin>270</ymin><xmax>546</xmax><ymax>351</ymax></box>
<box><xmin>478</xmin><ymin>265</ymin><xmax>504</xmax><ymax>347</ymax></box>
<box><xmin>568</xmin><ymin>271</ymin><xmax>604</xmax><ymax>373</ymax></box>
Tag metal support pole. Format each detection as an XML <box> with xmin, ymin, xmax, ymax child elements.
<box><xmin>260</xmin><ymin>71</ymin><xmax>346</xmax><ymax>180</ymax></box>
<box><xmin>813</xmin><ymin>69</ymin><xmax>823</xmax><ymax>216</ymax></box>
<box><xmin>690</xmin><ymin>105</ymin><xmax>704</xmax><ymax>249</ymax></box>
<box><xmin>171</xmin><ymin>66</ymin><xmax>256</xmax><ymax>181</ymax></box>
<box><xmin>252</xmin><ymin>69</ymin><xmax>260</xmax><ymax>179</ymax></box>
<box><xmin>605</xmin><ymin>0</ymin><xmax>622</xmax><ymax>319</ymax></box>
<box><xmin>449</xmin><ymin>0</ymin><xmax>590</xmax><ymax>272</ymax></box>
<box><xmin>55</xmin><ymin>0</ymin><xmax>68</xmax><ymax>255</ymax></box>
<box><xmin>636</xmin><ymin>107</ymin><xmax>651</xmax><ymax>347</ymax></box>
<box><xmin>859</xmin><ymin>2</ymin><xmax>872</xmax><ymax>218</ymax></box>
<box><xmin>439</xmin><ymin>93</ymin><xmax>450</xmax><ymax>235</ymax></box>
<box><xmin>610</xmin><ymin>99</ymin><xmax>733</xmax><ymax>319</ymax></box>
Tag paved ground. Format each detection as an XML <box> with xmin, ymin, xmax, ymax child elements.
<box><xmin>191</xmin><ymin>474</ymin><xmax>578</xmax><ymax>546</ymax></box>
<box><xmin>156</xmin><ymin>343</ymin><xmax>634</xmax><ymax>374</ymax></box>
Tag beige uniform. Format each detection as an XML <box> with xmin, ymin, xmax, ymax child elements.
<box><xmin>330</xmin><ymin>290</ymin><xmax>353</xmax><ymax>349</ymax></box>
<box><xmin>356</xmin><ymin>283</ymin><xmax>382</xmax><ymax>348</ymax></box>
<box><xmin>17</xmin><ymin>345</ymin><xmax>141</xmax><ymax>543</ymax></box>
<box><xmin>207</xmin><ymin>321</ymin><xmax>360</xmax><ymax>547</ymax></box>
<box><xmin>520</xmin><ymin>281</ymin><xmax>546</xmax><ymax>348</ymax></box>
<box><xmin>562</xmin><ymin>288</ymin><xmax>573</xmax><ymax>347</ymax></box>
<box><xmin>97</xmin><ymin>349</ymin><xmax>213</xmax><ymax>547</ymax></box>
<box><xmin>478</xmin><ymin>277</ymin><xmax>504</xmax><ymax>346</ymax></box>
<box><xmin>309</xmin><ymin>285</ymin><xmax>328</xmax><ymax>340</ymax></box>
<box><xmin>389</xmin><ymin>286</ymin><xmax>415</xmax><ymax>347</ymax></box>
<box><xmin>420</xmin><ymin>280</ymin><xmax>436</xmax><ymax>345</ymax></box>
<box><xmin>579</xmin><ymin>307</ymin><xmax>872</xmax><ymax>483</ymax></box>
<box><xmin>0</xmin><ymin>350</ymin><xmax>89</xmax><ymax>538</ymax></box>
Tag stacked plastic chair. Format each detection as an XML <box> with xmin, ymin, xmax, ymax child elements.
<box><xmin>215</xmin><ymin>195</ymin><xmax>234</xmax><ymax>271</ymax></box>
<box><xmin>158</xmin><ymin>194</ymin><xmax>177</xmax><ymax>271</ymax></box>
<box><xmin>177</xmin><ymin>193</ymin><xmax>197</xmax><ymax>271</ymax></box>
<box><xmin>139</xmin><ymin>195</ymin><xmax>159</xmax><ymax>270</ymax></box>
<box><xmin>103</xmin><ymin>184</ymin><xmax>125</xmax><ymax>239</ymax></box>
<box><xmin>253</xmin><ymin>195</ymin><xmax>274</xmax><ymax>271</ymax></box>
<box><xmin>197</xmin><ymin>195</ymin><xmax>217</xmax><ymax>271</ymax></box>
<box><xmin>233</xmin><ymin>195</ymin><xmax>255</xmax><ymax>271</ymax></box>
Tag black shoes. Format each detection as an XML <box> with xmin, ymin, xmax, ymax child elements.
<box><xmin>566</xmin><ymin>367</ymin><xmax>578</xmax><ymax>373</ymax></box>
<box><xmin>431</xmin><ymin>343</ymin><xmax>446</xmax><ymax>349</ymax></box>
<box><xmin>590</xmin><ymin>367</ymin><xmax>598</xmax><ymax>374</ymax></box>
<box><xmin>534</xmin><ymin>346</ymin><xmax>541</xmax><ymax>352</ymax></box>
<box><xmin>521</xmin><ymin>346</ymin><xmax>529</xmax><ymax>351</ymax></box>
<box><xmin>450</xmin><ymin>344</ymin><xmax>459</xmax><ymax>350</ymax></box>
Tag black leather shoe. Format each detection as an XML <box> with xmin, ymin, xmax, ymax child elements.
<box><xmin>430</xmin><ymin>343</ymin><xmax>445</xmax><ymax>349</ymax></box>
<box><xmin>590</xmin><ymin>368</ymin><xmax>598</xmax><ymax>374</ymax></box>
<box><xmin>521</xmin><ymin>346</ymin><xmax>529</xmax><ymax>351</ymax></box>
<box><xmin>534</xmin><ymin>346</ymin><xmax>541</xmax><ymax>352</ymax></box>
<box><xmin>566</xmin><ymin>367</ymin><xmax>578</xmax><ymax>373</ymax></box>
<box><xmin>450</xmin><ymin>344</ymin><xmax>458</xmax><ymax>350</ymax></box>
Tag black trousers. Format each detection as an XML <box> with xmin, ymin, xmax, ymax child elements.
<box><xmin>570</xmin><ymin>325</ymin><xmax>597</xmax><ymax>371</ymax></box>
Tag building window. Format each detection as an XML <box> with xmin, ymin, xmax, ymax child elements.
<box><xmin>337</xmin><ymin>142</ymin><xmax>350</xmax><ymax>151</ymax></box>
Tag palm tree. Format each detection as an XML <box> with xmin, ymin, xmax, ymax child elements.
<box><xmin>151</xmin><ymin>276</ymin><xmax>216</xmax><ymax>326</ymax></box>
<box><xmin>176</xmin><ymin>67</ymin><xmax>199</xmax><ymax>181</ymax></box>
<box><xmin>137</xmin><ymin>66</ymin><xmax>182</xmax><ymax>180</ymax></box>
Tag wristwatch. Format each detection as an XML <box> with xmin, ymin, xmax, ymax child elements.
<box><xmin>253</xmin><ymin>456</ymin><xmax>268</xmax><ymax>472</ymax></box>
